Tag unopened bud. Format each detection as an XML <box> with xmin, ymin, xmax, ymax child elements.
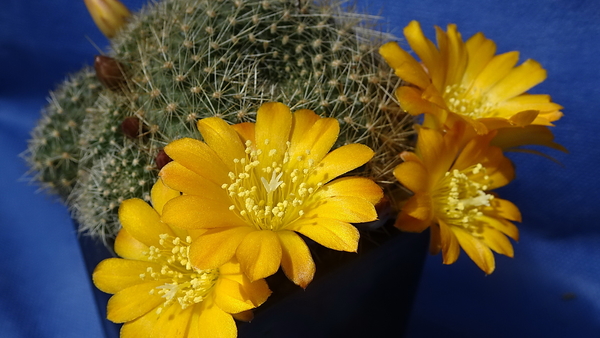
<box><xmin>121</xmin><ymin>117</ymin><xmax>142</xmax><ymax>139</ymax></box>
<box><xmin>84</xmin><ymin>0</ymin><xmax>131</xmax><ymax>38</ymax></box>
<box><xmin>94</xmin><ymin>55</ymin><xmax>126</xmax><ymax>91</ymax></box>
<box><xmin>155</xmin><ymin>149</ymin><xmax>173</xmax><ymax>170</ymax></box>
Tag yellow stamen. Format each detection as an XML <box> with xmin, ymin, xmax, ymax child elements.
<box><xmin>434</xmin><ymin>164</ymin><xmax>494</xmax><ymax>236</ymax></box>
<box><xmin>443</xmin><ymin>84</ymin><xmax>494</xmax><ymax>119</ymax></box>
<box><xmin>143</xmin><ymin>234</ymin><xmax>219</xmax><ymax>312</ymax></box>
<box><xmin>223</xmin><ymin>140</ymin><xmax>320</xmax><ymax>231</ymax></box>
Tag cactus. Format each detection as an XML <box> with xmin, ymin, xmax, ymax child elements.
<box><xmin>26</xmin><ymin>68</ymin><xmax>103</xmax><ymax>198</ymax></box>
<box><xmin>26</xmin><ymin>0</ymin><xmax>415</xmax><ymax>243</ymax></box>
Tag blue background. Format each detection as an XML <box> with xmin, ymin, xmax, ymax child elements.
<box><xmin>1</xmin><ymin>0</ymin><xmax>599</xmax><ymax>337</ymax></box>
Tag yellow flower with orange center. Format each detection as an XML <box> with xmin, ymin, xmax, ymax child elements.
<box><xmin>393</xmin><ymin>123</ymin><xmax>521</xmax><ymax>274</ymax></box>
<box><xmin>159</xmin><ymin>102</ymin><xmax>382</xmax><ymax>288</ymax></box>
<box><xmin>93</xmin><ymin>180</ymin><xmax>271</xmax><ymax>338</ymax></box>
<box><xmin>379</xmin><ymin>21</ymin><xmax>563</xmax><ymax>135</ymax></box>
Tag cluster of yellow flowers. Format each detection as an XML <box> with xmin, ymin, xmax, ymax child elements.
<box><xmin>91</xmin><ymin>16</ymin><xmax>563</xmax><ymax>338</ymax></box>
<box><xmin>94</xmin><ymin>102</ymin><xmax>383</xmax><ymax>337</ymax></box>
<box><xmin>379</xmin><ymin>21</ymin><xmax>563</xmax><ymax>274</ymax></box>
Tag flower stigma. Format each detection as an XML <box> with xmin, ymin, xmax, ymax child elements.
<box><xmin>443</xmin><ymin>84</ymin><xmax>494</xmax><ymax>119</ymax></box>
<box><xmin>140</xmin><ymin>234</ymin><xmax>219</xmax><ymax>314</ymax></box>
<box><xmin>434</xmin><ymin>163</ymin><xmax>494</xmax><ymax>236</ymax></box>
<box><xmin>221</xmin><ymin>139</ymin><xmax>322</xmax><ymax>231</ymax></box>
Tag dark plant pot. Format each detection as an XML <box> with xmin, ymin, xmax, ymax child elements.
<box><xmin>77</xmin><ymin>223</ymin><xmax>428</xmax><ymax>338</ymax></box>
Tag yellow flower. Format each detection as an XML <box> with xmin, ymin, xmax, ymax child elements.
<box><xmin>93</xmin><ymin>180</ymin><xmax>271</xmax><ymax>338</ymax></box>
<box><xmin>159</xmin><ymin>102</ymin><xmax>382</xmax><ymax>288</ymax></box>
<box><xmin>393</xmin><ymin>122</ymin><xmax>521</xmax><ymax>274</ymax></box>
<box><xmin>379</xmin><ymin>21</ymin><xmax>563</xmax><ymax>134</ymax></box>
<box><xmin>84</xmin><ymin>0</ymin><xmax>131</xmax><ymax>38</ymax></box>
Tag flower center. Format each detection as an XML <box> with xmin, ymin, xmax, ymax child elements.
<box><xmin>222</xmin><ymin>140</ymin><xmax>322</xmax><ymax>231</ymax></box>
<box><xmin>443</xmin><ymin>84</ymin><xmax>494</xmax><ymax>119</ymax></box>
<box><xmin>141</xmin><ymin>234</ymin><xmax>219</xmax><ymax>313</ymax></box>
<box><xmin>434</xmin><ymin>163</ymin><xmax>494</xmax><ymax>235</ymax></box>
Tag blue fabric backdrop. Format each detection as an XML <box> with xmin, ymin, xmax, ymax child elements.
<box><xmin>1</xmin><ymin>0</ymin><xmax>598</xmax><ymax>337</ymax></box>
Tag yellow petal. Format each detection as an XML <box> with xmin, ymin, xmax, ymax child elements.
<box><xmin>415</xmin><ymin>127</ymin><xmax>456</xmax><ymax>182</ymax></box>
<box><xmin>415</xmin><ymin>127</ymin><xmax>444</xmax><ymax>168</ymax></box>
<box><xmin>213</xmin><ymin>278</ymin><xmax>258</xmax><ymax>313</ymax></box>
<box><xmin>443</xmin><ymin>24</ymin><xmax>468</xmax><ymax>87</ymax></box>
<box><xmin>379</xmin><ymin>41</ymin><xmax>431</xmax><ymax>89</ymax></box>
<box><xmin>193</xmin><ymin>301</ymin><xmax>237</xmax><ymax>338</ymax></box>
<box><xmin>93</xmin><ymin>258</ymin><xmax>161</xmax><ymax>294</ymax></box>
<box><xmin>400</xmin><ymin>194</ymin><xmax>433</xmax><ymax>221</ymax></box>
<box><xmin>278</xmin><ymin>230</ymin><xmax>315</xmax><ymax>288</ymax></box>
<box><xmin>433</xmin><ymin>26</ymin><xmax>449</xmax><ymax>89</ymax></box>
<box><xmin>162</xmin><ymin>195</ymin><xmax>247</xmax><ymax>229</ymax></box>
<box><xmin>316</xmin><ymin>177</ymin><xmax>383</xmax><ymax>205</ymax></box>
<box><xmin>164</xmin><ymin>138</ymin><xmax>230</xmax><ymax>185</ymax></box>
<box><xmin>150</xmin><ymin>179</ymin><xmax>180</xmax><ymax>215</ymax></box>
<box><xmin>452</xmin><ymin>132</ymin><xmax>496</xmax><ymax>171</ymax></box>
<box><xmin>495</xmin><ymin>94</ymin><xmax>563</xmax><ymax>121</ymax></box>
<box><xmin>396</xmin><ymin>86</ymin><xmax>445</xmax><ymax>118</ymax></box>
<box><xmin>119</xmin><ymin>198</ymin><xmax>176</xmax><ymax>248</ymax></box>
<box><xmin>120</xmin><ymin>306</ymin><xmax>162</xmax><ymax>338</ymax></box>
<box><xmin>189</xmin><ymin>227</ymin><xmax>253</xmax><ymax>270</ymax></box>
<box><xmin>217</xmin><ymin>259</ymin><xmax>244</xmax><ymax>277</ymax></box>
<box><xmin>484</xmin><ymin>153</ymin><xmax>515</xmax><ymax>190</ymax></box>
<box><xmin>151</xmin><ymin>303</ymin><xmax>194</xmax><ymax>338</ymax></box>
<box><xmin>106</xmin><ymin>280</ymin><xmax>165</xmax><ymax>323</ymax></box>
<box><xmin>236</xmin><ymin>274</ymin><xmax>271</xmax><ymax>307</ymax></box>
<box><xmin>232</xmin><ymin>122</ymin><xmax>255</xmax><ymax>145</ymax></box>
<box><xmin>421</xmin><ymin>82</ymin><xmax>448</xmax><ymax>110</ymax></box>
<box><xmin>394</xmin><ymin>212</ymin><xmax>431</xmax><ymax>233</ymax></box>
<box><xmin>469</xmin><ymin>51</ymin><xmax>519</xmax><ymax>96</ymax></box>
<box><xmin>304</xmin><ymin>196</ymin><xmax>378</xmax><ymax>223</ymax></box>
<box><xmin>486</xmin><ymin>59</ymin><xmax>547</xmax><ymax>104</ymax></box>
<box><xmin>486</xmin><ymin>198</ymin><xmax>522</xmax><ymax>222</ymax></box>
<box><xmin>197</xmin><ymin>117</ymin><xmax>246</xmax><ymax>171</ymax></box>
<box><xmin>236</xmin><ymin>230</ymin><xmax>282</xmax><ymax>281</ymax></box>
<box><xmin>232</xmin><ymin>310</ymin><xmax>254</xmax><ymax>322</ymax></box>
<box><xmin>83</xmin><ymin>0</ymin><xmax>131</xmax><ymax>38</ymax></box>
<box><xmin>452</xmin><ymin>227</ymin><xmax>496</xmax><ymax>274</ymax></box>
<box><xmin>429</xmin><ymin>224</ymin><xmax>442</xmax><ymax>255</ymax></box>
<box><xmin>480</xmin><ymin>226</ymin><xmax>514</xmax><ymax>257</ymax></box>
<box><xmin>289</xmin><ymin>109</ymin><xmax>321</xmax><ymax>147</ymax></box>
<box><xmin>255</xmin><ymin>102</ymin><xmax>292</xmax><ymax>164</ymax></box>
<box><xmin>393</xmin><ymin>160</ymin><xmax>430</xmax><ymax>193</ymax></box>
<box><xmin>160</xmin><ymin>161</ymin><xmax>228</xmax><ymax>199</ymax></box>
<box><xmin>490</xmin><ymin>125</ymin><xmax>567</xmax><ymax>152</ymax></box>
<box><xmin>114</xmin><ymin>228</ymin><xmax>148</xmax><ymax>261</ymax></box>
<box><xmin>463</xmin><ymin>32</ymin><xmax>497</xmax><ymax>87</ymax></box>
<box><xmin>478</xmin><ymin>215</ymin><xmax>519</xmax><ymax>241</ymax></box>
<box><xmin>308</xmin><ymin>143</ymin><xmax>374</xmax><ymax>185</ymax></box>
<box><xmin>289</xmin><ymin>116</ymin><xmax>339</xmax><ymax>167</ymax></box>
<box><xmin>289</xmin><ymin>217</ymin><xmax>359</xmax><ymax>252</ymax></box>
<box><xmin>439</xmin><ymin>220</ymin><xmax>460</xmax><ymax>265</ymax></box>
<box><xmin>509</xmin><ymin>110</ymin><xmax>539</xmax><ymax>127</ymax></box>
<box><xmin>403</xmin><ymin>20</ymin><xmax>442</xmax><ymax>88</ymax></box>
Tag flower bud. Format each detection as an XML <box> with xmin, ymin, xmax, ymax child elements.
<box><xmin>155</xmin><ymin>149</ymin><xmax>173</xmax><ymax>170</ymax></box>
<box><xmin>84</xmin><ymin>0</ymin><xmax>131</xmax><ymax>38</ymax></box>
<box><xmin>94</xmin><ymin>55</ymin><xmax>126</xmax><ymax>91</ymax></box>
<box><xmin>121</xmin><ymin>117</ymin><xmax>142</xmax><ymax>139</ymax></box>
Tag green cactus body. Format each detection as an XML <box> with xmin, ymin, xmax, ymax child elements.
<box><xmin>27</xmin><ymin>0</ymin><xmax>414</xmax><ymax>242</ymax></box>
<box><xmin>26</xmin><ymin>68</ymin><xmax>103</xmax><ymax>198</ymax></box>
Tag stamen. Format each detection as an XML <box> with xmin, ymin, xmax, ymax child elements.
<box><xmin>221</xmin><ymin>141</ymin><xmax>321</xmax><ymax>231</ymax></box>
<box><xmin>143</xmin><ymin>233</ymin><xmax>219</xmax><ymax>313</ymax></box>
<box><xmin>443</xmin><ymin>84</ymin><xmax>495</xmax><ymax>119</ymax></box>
<box><xmin>435</xmin><ymin>164</ymin><xmax>494</xmax><ymax>236</ymax></box>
